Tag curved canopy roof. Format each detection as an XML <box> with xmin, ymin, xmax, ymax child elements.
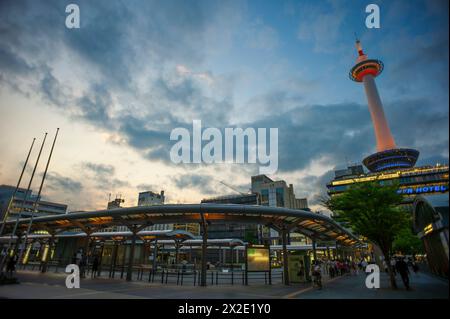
<box><xmin>0</xmin><ymin>204</ymin><xmax>359</xmax><ymax>246</ymax></box>
<box><xmin>0</xmin><ymin>229</ymin><xmax>197</xmax><ymax>243</ymax></box>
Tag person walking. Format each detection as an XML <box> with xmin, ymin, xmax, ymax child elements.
<box><xmin>329</xmin><ymin>260</ymin><xmax>335</xmax><ymax>278</ymax></box>
<box><xmin>6</xmin><ymin>254</ymin><xmax>18</xmax><ymax>278</ymax></box>
<box><xmin>395</xmin><ymin>257</ymin><xmax>411</xmax><ymax>290</ymax></box>
<box><xmin>75</xmin><ymin>249</ymin><xmax>82</xmax><ymax>266</ymax></box>
<box><xmin>390</xmin><ymin>258</ymin><xmax>397</xmax><ymax>276</ymax></box>
<box><xmin>411</xmin><ymin>260</ymin><xmax>420</xmax><ymax>276</ymax></box>
<box><xmin>91</xmin><ymin>255</ymin><xmax>99</xmax><ymax>278</ymax></box>
<box><xmin>311</xmin><ymin>260</ymin><xmax>322</xmax><ymax>289</ymax></box>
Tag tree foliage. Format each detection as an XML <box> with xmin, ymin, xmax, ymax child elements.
<box><xmin>393</xmin><ymin>226</ymin><xmax>424</xmax><ymax>255</ymax></box>
<box><xmin>323</xmin><ymin>180</ymin><xmax>409</xmax><ymax>288</ymax></box>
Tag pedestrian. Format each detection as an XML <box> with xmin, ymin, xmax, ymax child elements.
<box><xmin>6</xmin><ymin>254</ymin><xmax>17</xmax><ymax>278</ymax></box>
<box><xmin>80</xmin><ymin>253</ymin><xmax>88</xmax><ymax>278</ymax></box>
<box><xmin>329</xmin><ymin>260</ymin><xmax>335</xmax><ymax>278</ymax></box>
<box><xmin>351</xmin><ymin>261</ymin><xmax>357</xmax><ymax>276</ymax></box>
<box><xmin>75</xmin><ymin>249</ymin><xmax>82</xmax><ymax>266</ymax></box>
<box><xmin>71</xmin><ymin>253</ymin><xmax>77</xmax><ymax>264</ymax></box>
<box><xmin>91</xmin><ymin>255</ymin><xmax>99</xmax><ymax>278</ymax></box>
<box><xmin>390</xmin><ymin>258</ymin><xmax>397</xmax><ymax>276</ymax></box>
<box><xmin>412</xmin><ymin>260</ymin><xmax>419</xmax><ymax>275</ymax></box>
<box><xmin>361</xmin><ymin>259</ymin><xmax>368</xmax><ymax>268</ymax></box>
<box><xmin>311</xmin><ymin>260</ymin><xmax>322</xmax><ymax>289</ymax></box>
<box><xmin>382</xmin><ymin>259</ymin><xmax>388</xmax><ymax>273</ymax></box>
<box><xmin>395</xmin><ymin>257</ymin><xmax>411</xmax><ymax>290</ymax></box>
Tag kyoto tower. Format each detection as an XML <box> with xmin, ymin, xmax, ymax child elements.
<box><xmin>349</xmin><ymin>39</ymin><xmax>419</xmax><ymax>172</ymax></box>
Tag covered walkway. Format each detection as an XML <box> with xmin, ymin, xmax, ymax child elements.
<box><xmin>0</xmin><ymin>203</ymin><xmax>360</xmax><ymax>285</ymax></box>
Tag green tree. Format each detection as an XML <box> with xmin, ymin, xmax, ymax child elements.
<box><xmin>393</xmin><ymin>226</ymin><xmax>424</xmax><ymax>255</ymax></box>
<box><xmin>324</xmin><ymin>180</ymin><xmax>409</xmax><ymax>289</ymax></box>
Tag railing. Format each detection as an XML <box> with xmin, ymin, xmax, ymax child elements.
<box><xmin>17</xmin><ymin>259</ymin><xmax>285</xmax><ymax>286</ymax></box>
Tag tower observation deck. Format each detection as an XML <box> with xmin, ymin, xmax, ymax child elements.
<box><xmin>349</xmin><ymin>39</ymin><xmax>419</xmax><ymax>172</ymax></box>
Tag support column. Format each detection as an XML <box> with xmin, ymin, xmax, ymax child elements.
<box><xmin>97</xmin><ymin>241</ymin><xmax>105</xmax><ymax>277</ymax></box>
<box><xmin>126</xmin><ymin>230</ymin><xmax>137</xmax><ymax>281</ymax></box>
<box><xmin>312</xmin><ymin>238</ymin><xmax>317</xmax><ymax>262</ymax></box>
<box><xmin>335</xmin><ymin>241</ymin><xmax>340</xmax><ymax>260</ymax></box>
<box><xmin>109</xmin><ymin>241</ymin><xmax>118</xmax><ymax>277</ymax></box>
<box><xmin>230</xmin><ymin>247</ymin><xmax>234</xmax><ymax>271</ymax></box>
<box><xmin>41</xmin><ymin>235</ymin><xmax>55</xmax><ymax>273</ymax></box>
<box><xmin>200</xmin><ymin>214</ymin><xmax>208</xmax><ymax>287</ymax></box>
<box><xmin>152</xmin><ymin>239</ymin><xmax>158</xmax><ymax>271</ymax></box>
<box><xmin>281</xmin><ymin>227</ymin><xmax>289</xmax><ymax>285</ymax></box>
<box><xmin>81</xmin><ymin>234</ymin><xmax>91</xmax><ymax>278</ymax></box>
<box><xmin>175</xmin><ymin>240</ymin><xmax>180</xmax><ymax>265</ymax></box>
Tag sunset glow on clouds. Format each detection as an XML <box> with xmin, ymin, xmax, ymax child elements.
<box><xmin>0</xmin><ymin>0</ymin><xmax>448</xmax><ymax>212</ymax></box>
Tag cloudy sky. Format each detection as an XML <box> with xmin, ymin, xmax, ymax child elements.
<box><xmin>0</xmin><ymin>0</ymin><xmax>448</xmax><ymax>212</ymax></box>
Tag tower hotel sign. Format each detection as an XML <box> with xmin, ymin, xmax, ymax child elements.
<box><xmin>397</xmin><ymin>185</ymin><xmax>448</xmax><ymax>195</ymax></box>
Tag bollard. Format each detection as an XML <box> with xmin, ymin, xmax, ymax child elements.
<box><xmin>161</xmin><ymin>269</ymin><xmax>165</xmax><ymax>284</ymax></box>
<box><xmin>215</xmin><ymin>271</ymin><xmax>218</xmax><ymax>285</ymax></box>
<box><xmin>231</xmin><ymin>270</ymin><xmax>234</xmax><ymax>285</ymax></box>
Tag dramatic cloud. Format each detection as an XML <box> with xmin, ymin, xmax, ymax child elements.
<box><xmin>0</xmin><ymin>0</ymin><xmax>447</xmax><ymax>210</ymax></box>
<box><xmin>44</xmin><ymin>172</ymin><xmax>83</xmax><ymax>193</ymax></box>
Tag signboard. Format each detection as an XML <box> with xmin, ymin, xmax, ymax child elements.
<box><xmin>397</xmin><ymin>184</ymin><xmax>448</xmax><ymax>195</ymax></box>
<box><xmin>287</xmin><ymin>253</ymin><xmax>310</xmax><ymax>283</ymax></box>
<box><xmin>247</xmin><ymin>246</ymin><xmax>270</xmax><ymax>272</ymax></box>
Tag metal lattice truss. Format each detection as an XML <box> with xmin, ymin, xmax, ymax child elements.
<box><xmin>0</xmin><ymin>204</ymin><xmax>359</xmax><ymax>246</ymax></box>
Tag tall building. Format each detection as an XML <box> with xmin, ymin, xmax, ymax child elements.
<box><xmin>138</xmin><ymin>190</ymin><xmax>165</xmax><ymax>206</ymax></box>
<box><xmin>251</xmin><ymin>175</ymin><xmax>308</xmax><ymax>210</ymax></box>
<box><xmin>137</xmin><ymin>190</ymin><xmax>199</xmax><ymax>235</ymax></box>
<box><xmin>251</xmin><ymin>175</ymin><xmax>309</xmax><ymax>244</ymax></box>
<box><xmin>327</xmin><ymin>41</ymin><xmax>449</xmax><ymax>208</ymax></box>
<box><xmin>349</xmin><ymin>39</ymin><xmax>419</xmax><ymax>172</ymax></box>
<box><xmin>101</xmin><ymin>195</ymin><xmax>126</xmax><ymax>232</ymax></box>
<box><xmin>201</xmin><ymin>194</ymin><xmax>259</xmax><ymax>241</ymax></box>
<box><xmin>107</xmin><ymin>196</ymin><xmax>125</xmax><ymax>210</ymax></box>
<box><xmin>0</xmin><ymin>184</ymin><xmax>67</xmax><ymax>221</ymax></box>
<box><xmin>137</xmin><ymin>190</ymin><xmax>171</xmax><ymax>231</ymax></box>
<box><xmin>327</xmin><ymin>164</ymin><xmax>449</xmax><ymax>202</ymax></box>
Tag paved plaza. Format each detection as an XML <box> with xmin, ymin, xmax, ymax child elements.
<box><xmin>0</xmin><ymin>269</ymin><xmax>447</xmax><ymax>299</ymax></box>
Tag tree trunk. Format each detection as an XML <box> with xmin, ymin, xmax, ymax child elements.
<box><xmin>382</xmin><ymin>249</ymin><xmax>397</xmax><ymax>289</ymax></box>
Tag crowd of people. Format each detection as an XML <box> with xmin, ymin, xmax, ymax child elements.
<box><xmin>382</xmin><ymin>256</ymin><xmax>419</xmax><ymax>290</ymax></box>
<box><xmin>71</xmin><ymin>248</ymin><xmax>100</xmax><ymax>278</ymax></box>
<box><xmin>310</xmin><ymin>258</ymin><xmax>359</xmax><ymax>289</ymax></box>
<box><xmin>310</xmin><ymin>256</ymin><xmax>420</xmax><ymax>290</ymax></box>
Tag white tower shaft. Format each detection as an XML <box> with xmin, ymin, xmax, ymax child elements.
<box><xmin>362</xmin><ymin>74</ymin><xmax>396</xmax><ymax>151</ymax></box>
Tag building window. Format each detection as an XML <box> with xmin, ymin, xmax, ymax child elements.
<box><xmin>276</xmin><ymin>188</ymin><xmax>284</xmax><ymax>207</ymax></box>
<box><xmin>261</xmin><ymin>189</ymin><xmax>269</xmax><ymax>206</ymax></box>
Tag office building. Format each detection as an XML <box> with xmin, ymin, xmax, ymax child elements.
<box><xmin>0</xmin><ymin>184</ymin><xmax>67</xmax><ymax>221</ymax></box>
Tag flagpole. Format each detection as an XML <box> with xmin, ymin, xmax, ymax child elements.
<box><xmin>0</xmin><ymin>138</ymin><xmax>36</xmax><ymax>236</ymax></box>
<box><xmin>0</xmin><ymin>133</ymin><xmax>47</xmax><ymax>273</ymax></box>
<box><xmin>19</xmin><ymin>128</ymin><xmax>59</xmax><ymax>263</ymax></box>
